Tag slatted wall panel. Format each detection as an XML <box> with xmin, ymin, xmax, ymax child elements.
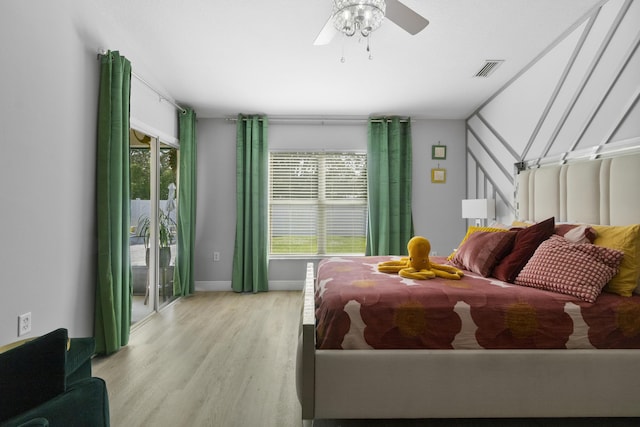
<box><xmin>465</xmin><ymin>0</ymin><xmax>640</xmax><ymax>223</ymax></box>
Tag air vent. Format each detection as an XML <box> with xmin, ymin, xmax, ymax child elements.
<box><xmin>474</xmin><ymin>60</ymin><xmax>504</xmax><ymax>78</ymax></box>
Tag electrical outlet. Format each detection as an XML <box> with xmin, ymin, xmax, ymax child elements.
<box><xmin>18</xmin><ymin>312</ymin><xmax>31</xmax><ymax>337</ymax></box>
<box><xmin>213</xmin><ymin>251</ymin><xmax>220</xmax><ymax>262</ymax></box>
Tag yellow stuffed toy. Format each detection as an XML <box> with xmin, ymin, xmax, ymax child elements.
<box><xmin>378</xmin><ymin>236</ymin><xmax>464</xmax><ymax>280</ymax></box>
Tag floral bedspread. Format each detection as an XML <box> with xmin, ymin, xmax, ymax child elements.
<box><xmin>315</xmin><ymin>256</ymin><xmax>640</xmax><ymax>349</ymax></box>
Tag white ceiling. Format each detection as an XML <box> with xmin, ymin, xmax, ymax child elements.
<box><xmin>88</xmin><ymin>0</ymin><xmax>603</xmax><ymax>119</ymax></box>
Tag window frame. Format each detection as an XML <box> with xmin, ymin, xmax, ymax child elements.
<box><xmin>268</xmin><ymin>150</ymin><xmax>368</xmax><ymax>258</ymax></box>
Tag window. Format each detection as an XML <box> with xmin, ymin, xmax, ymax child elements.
<box><xmin>269</xmin><ymin>152</ymin><xmax>367</xmax><ymax>255</ymax></box>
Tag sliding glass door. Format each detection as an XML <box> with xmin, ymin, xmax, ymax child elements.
<box><xmin>130</xmin><ymin>129</ymin><xmax>179</xmax><ymax>324</ymax></box>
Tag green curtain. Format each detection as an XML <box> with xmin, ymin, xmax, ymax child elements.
<box><xmin>365</xmin><ymin>116</ymin><xmax>414</xmax><ymax>256</ymax></box>
<box><xmin>174</xmin><ymin>108</ymin><xmax>197</xmax><ymax>297</ymax></box>
<box><xmin>231</xmin><ymin>115</ymin><xmax>269</xmax><ymax>293</ymax></box>
<box><xmin>95</xmin><ymin>51</ymin><xmax>132</xmax><ymax>355</ymax></box>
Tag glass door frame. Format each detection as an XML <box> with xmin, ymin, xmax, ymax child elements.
<box><xmin>148</xmin><ymin>135</ymin><xmax>160</xmax><ymax>311</ymax></box>
<box><xmin>130</xmin><ymin>127</ymin><xmax>179</xmax><ymax>322</ymax></box>
<box><xmin>154</xmin><ymin>139</ymin><xmax>179</xmax><ymax>311</ymax></box>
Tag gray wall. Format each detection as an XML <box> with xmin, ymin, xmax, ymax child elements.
<box><xmin>0</xmin><ymin>2</ymin><xmax>100</xmax><ymax>344</ymax></box>
<box><xmin>194</xmin><ymin>118</ymin><xmax>466</xmax><ymax>290</ymax></box>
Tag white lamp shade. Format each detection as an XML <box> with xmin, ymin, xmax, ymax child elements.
<box><xmin>461</xmin><ymin>199</ymin><xmax>495</xmax><ymax>220</ymax></box>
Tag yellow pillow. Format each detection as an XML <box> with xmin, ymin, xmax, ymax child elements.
<box><xmin>448</xmin><ymin>226</ymin><xmax>509</xmax><ymax>260</ymax></box>
<box><xmin>0</xmin><ymin>337</ymin><xmax>71</xmax><ymax>353</ymax></box>
<box><xmin>512</xmin><ymin>220</ymin><xmax>534</xmax><ymax>227</ymax></box>
<box><xmin>592</xmin><ymin>224</ymin><xmax>640</xmax><ymax>297</ymax></box>
<box><xmin>0</xmin><ymin>337</ymin><xmax>34</xmax><ymax>354</ymax></box>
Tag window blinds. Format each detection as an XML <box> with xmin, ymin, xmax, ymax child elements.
<box><xmin>269</xmin><ymin>152</ymin><xmax>367</xmax><ymax>255</ymax></box>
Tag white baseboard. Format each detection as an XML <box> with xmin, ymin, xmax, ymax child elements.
<box><xmin>195</xmin><ymin>281</ymin><xmax>230</xmax><ymax>291</ymax></box>
<box><xmin>195</xmin><ymin>280</ymin><xmax>303</xmax><ymax>292</ymax></box>
<box><xmin>269</xmin><ymin>280</ymin><xmax>303</xmax><ymax>291</ymax></box>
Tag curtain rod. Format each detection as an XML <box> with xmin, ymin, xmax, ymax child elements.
<box><xmin>97</xmin><ymin>50</ymin><xmax>187</xmax><ymax>114</ymax></box>
<box><xmin>132</xmin><ymin>71</ymin><xmax>187</xmax><ymax>114</ymax></box>
<box><xmin>225</xmin><ymin>116</ymin><xmax>411</xmax><ymax>124</ymax></box>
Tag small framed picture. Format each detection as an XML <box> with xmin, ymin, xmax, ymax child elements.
<box><xmin>432</xmin><ymin>145</ymin><xmax>447</xmax><ymax>160</ymax></box>
<box><xmin>431</xmin><ymin>168</ymin><xmax>446</xmax><ymax>184</ymax></box>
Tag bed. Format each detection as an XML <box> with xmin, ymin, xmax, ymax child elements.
<box><xmin>296</xmin><ymin>152</ymin><xmax>640</xmax><ymax>424</ymax></box>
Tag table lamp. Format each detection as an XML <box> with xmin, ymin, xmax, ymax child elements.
<box><xmin>462</xmin><ymin>199</ymin><xmax>495</xmax><ymax>227</ymax></box>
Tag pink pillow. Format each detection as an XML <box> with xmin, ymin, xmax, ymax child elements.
<box><xmin>515</xmin><ymin>235</ymin><xmax>624</xmax><ymax>303</ymax></box>
<box><xmin>450</xmin><ymin>231</ymin><xmax>516</xmax><ymax>277</ymax></box>
<box><xmin>492</xmin><ymin>217</ymin><xmax>555</xmax><ymax>283</ymax></box>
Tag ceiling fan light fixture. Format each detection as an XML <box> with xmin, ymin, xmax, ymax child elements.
<box><xmin>333</xmin><ymin>0</ymin><xmax>386</xmax><ymax>38</ymax></box>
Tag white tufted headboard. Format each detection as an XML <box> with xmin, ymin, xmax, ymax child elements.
<box><xmin>516</xmin><ymin>152</ymin><xmax>640</xmax><ymax>226</ymax></box>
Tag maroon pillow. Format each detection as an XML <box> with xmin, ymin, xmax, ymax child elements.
<box><xmin>450</xmin><ymin>231</ymin><xmax>516</xmax><ymax>277</ymax></box>
<box><xmin>492</xmin><ymin>217</ymin><xmax>555</xmax><ymax>283</ymax></box>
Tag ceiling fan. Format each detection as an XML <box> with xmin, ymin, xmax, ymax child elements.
<box><xmin>314</xmin><ymin>0</ymin><xmax>429</xmax><ymax>45</ymax></box>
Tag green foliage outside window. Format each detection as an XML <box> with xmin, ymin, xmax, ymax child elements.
<box><xmin>130</xmin><ymin>147</ymin><xmax>177</xmax><ymax>200</ymax></box>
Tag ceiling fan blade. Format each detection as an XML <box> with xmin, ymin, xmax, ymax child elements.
<box><xmin>385</xmin><ymin>0</ymin><xmax>429</xmax><ymax>35</ymax></box>
<box><xmin>314</xmin><ymin>15</ymin><xmax>337</xmax><ymax>45</ymax></box>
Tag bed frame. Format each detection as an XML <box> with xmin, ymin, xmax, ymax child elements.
<box><xmin>296</xmin><ymin>152</ymin><xmax>640</xmax><ymax>424</ymax></box>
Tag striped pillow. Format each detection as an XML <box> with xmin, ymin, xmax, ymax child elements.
<box><xmin>515</xmin><ymin>235</ymin><xmax>624</xmax><ymax>303</ymax></box>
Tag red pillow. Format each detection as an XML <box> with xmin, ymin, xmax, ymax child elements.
<box><xmin>450</xmin><ymin>231</ymin><xmax>516</xmax><ymax>277</ymax></box>
<box><xmin>492</xmin><ymin>217</ymin><xmax>555</xmax><ymax>283</ymax></box>
<box><xmin>515</xmin><ymin>235</ymin><xmax>624</xmax><ymax>302</ymax></box>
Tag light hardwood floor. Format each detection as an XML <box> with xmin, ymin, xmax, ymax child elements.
<box><xmin>93</xmin><ymin>291</ymin><xmax>302</xmax><ymax>427</ymax></box>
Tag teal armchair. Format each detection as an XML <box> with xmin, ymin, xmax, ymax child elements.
<box><xmin>0</xmin><ymin>329</ymin><xmax>110</xmax><ymax>427</ymax></box>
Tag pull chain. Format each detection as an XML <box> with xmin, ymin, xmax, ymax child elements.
<box><xmin>339</xmin><ymin>34</ymin><xmax>375</xmax><ymax>62</ymax></box>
